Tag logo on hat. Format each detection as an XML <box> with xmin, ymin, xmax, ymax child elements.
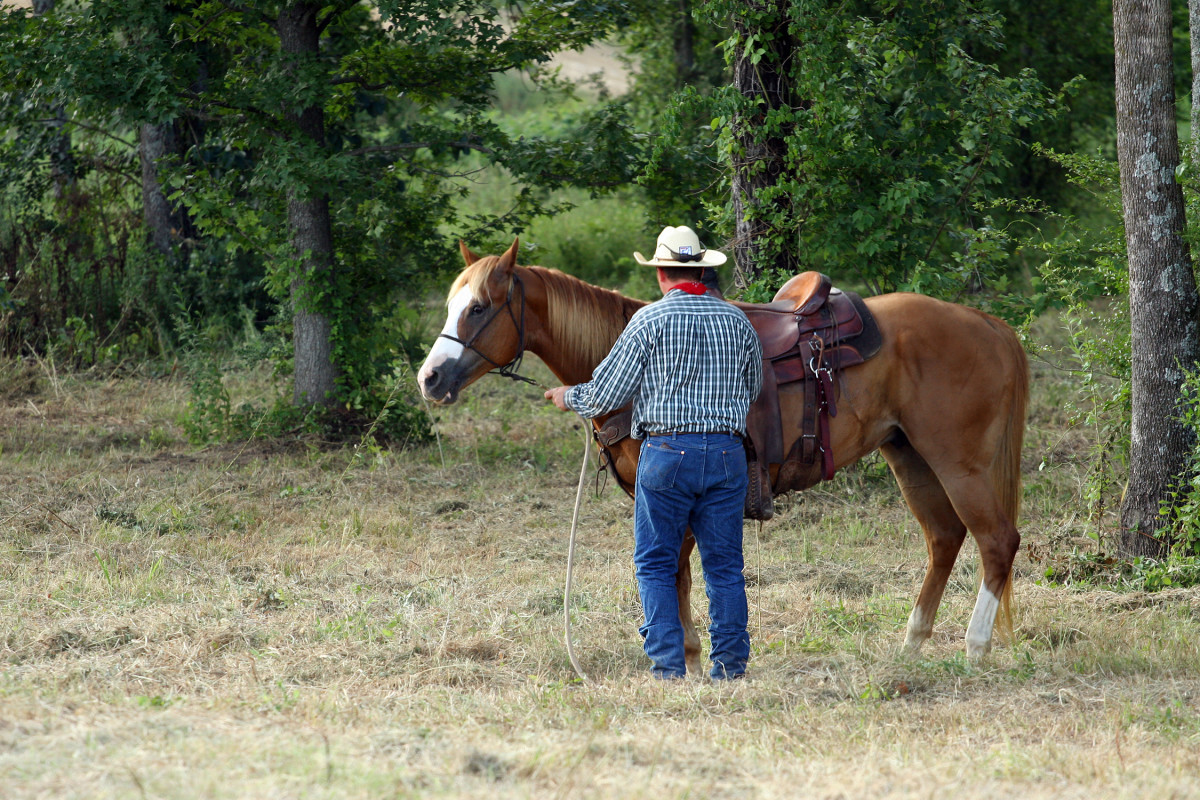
<box><xmin>632</xmin><ymin>226</ymin><xmax>728</xmax><ymax>268</ymax></box>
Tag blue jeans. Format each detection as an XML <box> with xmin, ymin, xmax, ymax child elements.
<box><xmin>634</xmin><ymin>433</ymin><xmax>750</xmax><ymax>680</ymax></box>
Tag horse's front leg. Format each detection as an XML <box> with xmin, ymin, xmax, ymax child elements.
<box><xmin>676</xmin><ymin>530</ymin><xmax>702</xmax><ymax>676</ymax></box>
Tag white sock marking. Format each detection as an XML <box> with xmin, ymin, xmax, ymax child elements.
<box><xmin>904</xmin><ymin>605</ymin><xmax>931</xmax><ymax>651</ymax></box>
<box><xmin>965</xmin><ymin>584</ymin><xmax>1000</xmax><ymax>660</ymax></box>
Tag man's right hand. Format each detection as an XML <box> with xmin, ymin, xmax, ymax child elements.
<box><xmin>544</xmin><ymin>385</ymin><xmax>572</xmax><ymax>411</ymax></box>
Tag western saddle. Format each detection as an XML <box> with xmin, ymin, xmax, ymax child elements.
<box><xmin>591</xmin><ymin>271</ymin><xmax>882</xmax><ymax>521</ymax></box>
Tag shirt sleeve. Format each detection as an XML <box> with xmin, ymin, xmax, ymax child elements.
<box><xmin>564</xmin><ymin>315</ymin><xmax>652</xmax><ymax>419</ymax></box>
<box><xmin>745</xmin><ymin>325</ymin><xmax>764</xmax><ymax>402</ymax></box>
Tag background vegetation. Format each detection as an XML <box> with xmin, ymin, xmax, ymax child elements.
<box><xmin>3</xmin><ymin>1</ymin><xmax>1200</xmax><ymax>796</ymax></box>
<box><xmin>0</xmin><ymin>1</ymin><xmax>1187</xmax><ymax>597</ymax></box>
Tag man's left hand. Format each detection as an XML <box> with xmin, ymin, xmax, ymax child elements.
<box><xmin>544</xmin><ymin>385</ymin><xmax>572</xmax><ymax>411</ymax></box>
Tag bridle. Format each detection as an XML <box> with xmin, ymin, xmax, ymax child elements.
<box><xmin>437</xmin><ymin>272</ymin><xmax>541</xmax><ymax>388</ymax></box>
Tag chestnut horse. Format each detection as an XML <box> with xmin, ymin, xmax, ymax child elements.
<box><xmin>419</xmin><ymin>239</ymin><xmax>1027</xmax><ymax>673</ymax></box>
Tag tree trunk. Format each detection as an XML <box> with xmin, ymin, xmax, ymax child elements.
<box><xmin>673</xmin><ymin>0</ymin><xmax>695</xmax><ymax>88</ymax></box>
<box><xmin>287</xmin><ymin>194</ymin><xmax>336</xmax><ymax>407</ymax></box>
<box><xmin>1192</xmin><ymin>0</ymin><xmax>1200</xmax><ymax>164</ymax></box>
<box><xmin>277</xmin><ymin>3</ymin><xmax>337</xmax><ymax>407</ymax></box>
<box><xmin>139</xmin><ymin>23</ymin><xmax>204</xmax><ymax>261</ymax></box>
<box><xmin>729</xmin><ymin>4</ymin><xmax>799</xmax><ymax>291</ymax></box>
<box><xmin>32</xmin><ymin>0</ymin><xmax>74</xmax><ymax>200</ymax></box>
<box><xmin>1114</xmin><ymin>0</ymin><xmax>1200</xmax><ymax>558</ymax></box>
<box><xmin>139</xmin><ymin>123</ymin><xmax>184</xmax><ymax>256</ymax></box>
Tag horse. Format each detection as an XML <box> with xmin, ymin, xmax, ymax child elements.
<box><xmin>418</xmin><ymin>238</ymin><xmax>1028</xmax><ymax>674</ymax></box>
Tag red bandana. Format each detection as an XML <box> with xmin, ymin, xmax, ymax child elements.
<box><xmin>675</xmin><ymin>282</ymin><xmax>709</xmax><ymax>295</ymax></box>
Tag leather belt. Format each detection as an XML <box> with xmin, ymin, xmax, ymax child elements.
<box><xmin>646</xmin><ymin>431</ymin><xmax>744</xmax><ymax>439</ymax></box>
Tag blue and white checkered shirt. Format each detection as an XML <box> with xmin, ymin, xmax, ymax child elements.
<box><xmin>565</xmin><ymin>289</ymin><xmax>763</xmax><ymax>438</ymax></box>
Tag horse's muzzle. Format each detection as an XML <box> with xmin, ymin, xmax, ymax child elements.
<box><xmin>417</xmin><ymin>361</ymin><xmax>462</xmax><ymax>405</ymax></box>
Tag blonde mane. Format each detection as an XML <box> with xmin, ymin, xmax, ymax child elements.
<box><xmin>448</xmin><ymin>256</ymin><xmax>645</xmax><ymax>369</ymax></box>
<box><xmin>531</xmin><ymin>265</ymin><xmax>646</xmax><ymax>368</ymax></box>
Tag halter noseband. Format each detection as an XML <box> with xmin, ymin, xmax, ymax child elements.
<box><xmin>437</xmin><ymin>272</ymin><xmax>540</xmax><ymax>388</ymax></box>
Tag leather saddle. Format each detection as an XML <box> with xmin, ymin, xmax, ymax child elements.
<box><xmin>734</xmin><ymin>272</ymin><xmax>882</xmax><ymax>520</ymax></box>
<box><xmin>590</xmin><ymin>271</ymin><xmax>882</xmax><ymax>520</ymax></box>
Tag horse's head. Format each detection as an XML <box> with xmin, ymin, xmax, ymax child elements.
<box><xmin>418</xmin><ymin>238</ymin><xmax>526</xmax><ymax>405</ymax></box>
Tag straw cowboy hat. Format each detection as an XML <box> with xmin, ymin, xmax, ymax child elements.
<box><xmin>633</xmin><ymin>226</ymin><xmax>728</xmax><ymax>268</ymax></box>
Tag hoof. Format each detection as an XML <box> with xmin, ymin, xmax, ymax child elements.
<box><xmin>965</xmin><ymin>640</ymin><xmax>991</xmax><ymax>663</ymax></box>
<box><xmin>901</xmin><ymin>632</ymin><xmax>929</xmax><ymax>656</ymax></box>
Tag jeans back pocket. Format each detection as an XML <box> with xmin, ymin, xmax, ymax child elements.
<box><xmin>639</xmin><ymin>441</ymin><xmax>686</xmax><ymax>491</ymax></box>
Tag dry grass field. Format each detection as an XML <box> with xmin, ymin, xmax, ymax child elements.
<box><xmin>2</xmin><ymin>324</ymin><xmax>1200</xmax><ymax>799</ymax></box>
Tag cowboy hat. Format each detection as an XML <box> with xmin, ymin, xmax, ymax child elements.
<box><xmin>633</xmin><ymin>226</ymin><xmax>728</xmax><ymax>268</ymax></box>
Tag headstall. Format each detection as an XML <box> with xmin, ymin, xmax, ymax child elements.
<box><xmin>437</xmin><ymin>273</ymin><xmax>540</xmax><ymax>388</ymax></box>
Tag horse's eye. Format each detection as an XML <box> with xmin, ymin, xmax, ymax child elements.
<box><xmin>469</xmin><ymin>303</ymin><xmax>485</xmax><ymax>316</ymax></box>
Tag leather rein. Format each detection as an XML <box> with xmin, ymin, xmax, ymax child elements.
<box><xmin>437</xmin><ymin>273</ymin><xmax>542</xmax><ymax>389</ymax></box>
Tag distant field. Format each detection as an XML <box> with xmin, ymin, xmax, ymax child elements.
<box><xmin>1</xmin><ymin>312</ymin><xmax>1199</xmax><ymax>798</ymax></box>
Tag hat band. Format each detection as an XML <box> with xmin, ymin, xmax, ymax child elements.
<box><xmin>657</xmin><ymin>244</ymin><xmax>707</xmax><ymax>263</ymax></box>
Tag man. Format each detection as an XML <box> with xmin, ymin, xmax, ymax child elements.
<box><xmin>545</xmin><ymin>225</ymin><xmax>764</xmax><ymax>680</ymax></box>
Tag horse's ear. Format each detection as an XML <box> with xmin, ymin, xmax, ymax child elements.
<box><xmin>495</xmin><ymin>237</ymin><xmax>519</xmax><ymax>275</ymax></box>
<box><xmin>459</xmin><ymin>240</ymin><xmax>480</xmax><ymax>266</ymax></box>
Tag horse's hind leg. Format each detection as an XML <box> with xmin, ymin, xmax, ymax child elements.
<box><xmin>881</xmin><ymin>438</ymin><xmax>967</xmax><ymax>654</ymax></box>
<box><xmin>677</xmin><ymin>531</ymin><xmax>703</xmax><ymax>675</ymax></box>
<box><xmin>934</xmin><ymin>471</ymin><xmax>1020</xmax><ymax>661</ymax></box>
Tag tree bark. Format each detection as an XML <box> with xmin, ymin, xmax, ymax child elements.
<box><xmin>673</xmin><ymin>0</ymin><xmax>696</xmax><ymax>88</ymax></box>
<box><xmin>32</xmin><ymin>0</ymin><xmax>74</xmax><ymax>200</ymax></box>
<box><xmin>277</xmin><ymin>3</ymin><xmax>337</xmax><ymax>407</ymax></box>
<box><xmin>729</xmin><ymin>4</ymin><xmax>799</xmax><ymax>291</ymax></box>
<box><xmin>1192</xmin><ymin>0</ymin><xmax>1200</xmax><ymax>164</ymax></box>
<box><xmin>139</xmin><ymin>123</ymin><xmax>185</xmax><ymax>256</ymax></box>
<box><xmin>1114</xmin><ymin>0</ymin><xmax>1200</xmax><ymax>558</ymax></box>
<box><xmin>139</xmin><ymin>19</ymin><xmax>204</xmax><ymax>261</ymax></box>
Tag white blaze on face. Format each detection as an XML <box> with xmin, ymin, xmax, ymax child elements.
<box><xmin>418</xmin><ymin>286</ymin><xmax>474</xmax><ymax>400</ymax></box>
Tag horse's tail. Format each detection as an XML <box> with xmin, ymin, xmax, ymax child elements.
<box><xmin>992</xmin><ymin>323</ymin><xmax>1028</xmax><ymax>642</ymax></box>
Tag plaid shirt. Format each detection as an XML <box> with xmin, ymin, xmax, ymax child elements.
<box><xmin>565</xmin><ymin>289</ymin><xmax>763</xmax><ymax>438</ymax></box>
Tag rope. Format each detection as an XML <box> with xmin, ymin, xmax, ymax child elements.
<box><xmin>564</xmin><ymin>415</ymin><xmax>593</xmax><ymax>683</ymax></box>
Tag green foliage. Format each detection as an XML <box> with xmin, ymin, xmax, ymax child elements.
<box><xmin>1133</xmin><ymin>555</ymin><xmax>1200</xmax><ymax>592</ymax></box>
<box><xmin>176</xmin><ymin>304</ymin><xmax>432</xmax><ymax>445</ymax></box>
<box><xmin>979</xmin><ymin>0</ymin><xmax>1117</xmax><ymax>201</ymax></box>
<box><xmin>165</xmin><ymin>1</ymin><xmax>648</xmax><ymax>429</ymax></box>
<box><xmin>454</xmin><ymin>162</ymin><xmax>656</xmax><ymax>291</ymax></box>
<box><xmin>1157</xmin><ymin>370</ymin><xmax>1200</xmax><ymax>565</ymax></box>
<box><xmin>1015</xmin><ymin>136</ymin><xmax>1200</xmax><ymax>582</ymax></box>
<box><xmin>175</xmin><ymin>308</ymin><xmax>315</xmax><ymax>444</ymax></box>
<box><xmin>619</xmin><ymin>3</ymin><xmax>730</xmax><ymax>226</ymax></box>
<box><xmin>689</xmin><ymin>0</ymin><xmax>1064</xmax><ymax>297</ymax></box>
<box><xmin>0</xmin><ymin>129</ymin><xmax>152</xmax><ymax>362</ymax></box>
<box><xmin>1038</xmin><ymin>548</ymin><xmax>1200</xmax><ymax>593</ymax></box>
<box><xmin>462</xmin><ymin>62</ymin><xmax>711</xmax><ymax>290</ymax></box>
<box><xmin>0</xmin><ymin>1</ymin><xmax>655</xmax><ymax>436</ymax></box>
<box><xmin>0</xmin><ymin>3</ymin><xmax>273</xmax><ymax>362</ymax></box>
